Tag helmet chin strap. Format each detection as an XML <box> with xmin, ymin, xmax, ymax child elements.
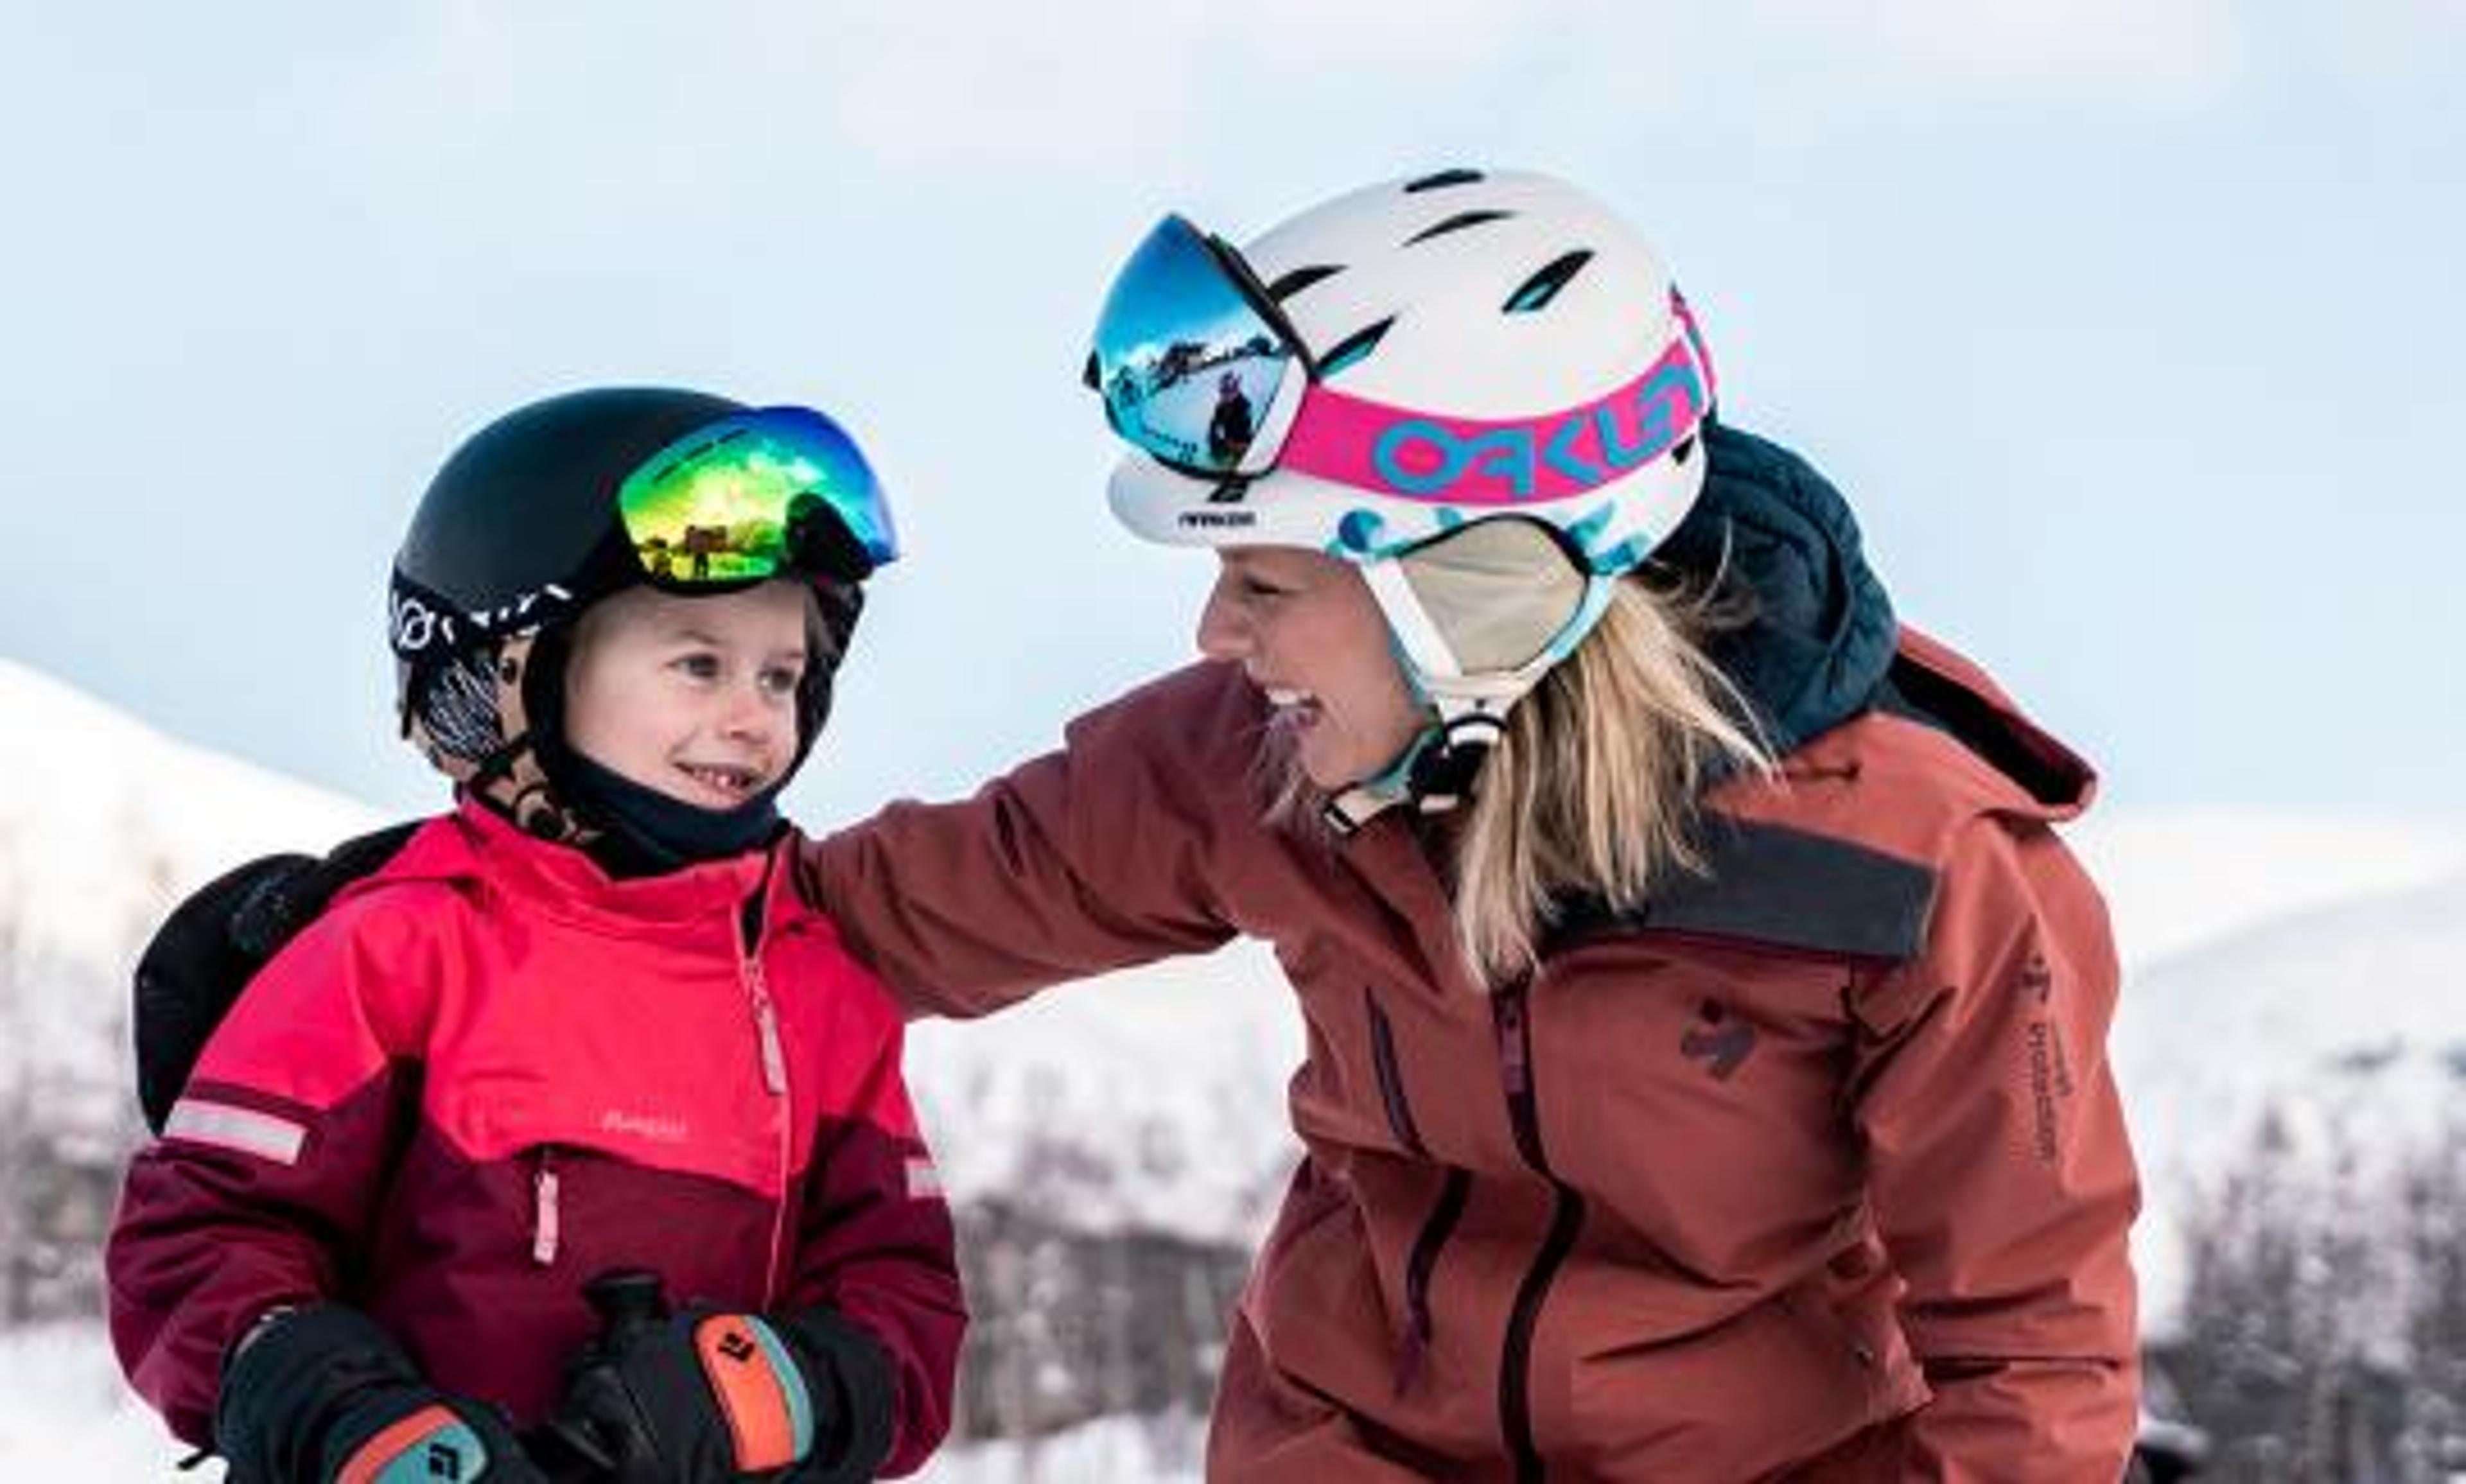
<box><xmin>1320</xmin><ymin>559</ymin><xmax>1616</xmax><ymax>836</ymax></box>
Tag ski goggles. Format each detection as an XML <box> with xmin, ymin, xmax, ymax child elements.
<box><xmin>1085</xmin><ymin>214</ymin><xmax>1307</xmax><ymax>481</ymax></box>
<box><xmin>616</xmin><ymin>406</ymin><xmax>898</xmax><ymax>588</ymax></box>
<box><xmin>1086</xmin><ymin>214</ymin><xmax>1716</xmax><ymax>509</ymax></box>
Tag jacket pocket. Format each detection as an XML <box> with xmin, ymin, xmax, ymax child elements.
<box><xmin>1365</xmin><ymin>989</ymin><xmax>1427</xmax><ymax>1157</ymax></box>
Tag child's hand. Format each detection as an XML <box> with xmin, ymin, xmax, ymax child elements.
<box><xmin>546</xmin><ymin>1299</ymin><xmax>896</xmax><ymax>1483</ymax></box>
<box><xmin>215</xmin><ymin>1304</ymin><xmax>552</xmax><ymax>1482</ymax></box>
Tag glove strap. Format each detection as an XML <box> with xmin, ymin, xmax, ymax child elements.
<box><xmin>694</xmin><ymin>1315</ymin><xmax>816</xmax><ymax>1472</ymax></box>
<box><xmin>334</xmin><ymin>1402</ymin><xmax>491</xmax><ymax>1484</ymax></box>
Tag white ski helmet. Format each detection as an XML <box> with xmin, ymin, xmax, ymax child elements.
<box><xmin>1087</xmin><ymin>168</ymin><xmax>1717</xmax><ymax>821</ymax></box>
<box><xmin>1097</xmin><ymin>166</ymin><xmax>1714</xmax><ymax>576</ymax></box>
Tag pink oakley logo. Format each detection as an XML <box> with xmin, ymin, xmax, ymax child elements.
<box><xmin>1279</xmin><ymin>336</ymin><xmax>1708</xmax><ymax>507</ymax></box>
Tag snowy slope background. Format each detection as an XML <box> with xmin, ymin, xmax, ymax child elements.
<box><xmin>3</xmin><ymin>655</ymin><xmax>2462</xmax><ymax>1474</ymax></box>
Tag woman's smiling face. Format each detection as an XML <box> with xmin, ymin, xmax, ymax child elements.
<box><xmin>1194</xmin><ymin>546</ymin><xmax>1425</xmax><ymax>790</ymax></box>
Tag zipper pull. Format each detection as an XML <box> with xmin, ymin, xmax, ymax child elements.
<box><xmin>747</xmin><ymin>961</ymin><xmax>789</xmax><ymax>1096</ymax></box>
<box><xmin>532</xmin><ymin>1152</ymin><xmax>561</xmax><ymax>1266</ymax></box>
<box><xmin>1496</xmin><ymin>985</ymin><xmax>1530</xmax><ymax>1099</ymax></box>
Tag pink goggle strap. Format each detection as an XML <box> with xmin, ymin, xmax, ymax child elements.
<box><xmin>1277</xmin><ymin>315</ymin><xmax>1711</xmax><ymax>508</ymax></box>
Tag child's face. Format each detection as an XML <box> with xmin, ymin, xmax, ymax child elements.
<box><xmin>563</xmin><ymin>581</ymin><xmax>812</xmax><ymax>810</ymax></box>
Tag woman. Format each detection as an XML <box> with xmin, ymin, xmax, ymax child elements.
<box><xmin>800</xmin><ymin>169</ymin><xmax>2138</xmax><ymax>1480</ymax></box>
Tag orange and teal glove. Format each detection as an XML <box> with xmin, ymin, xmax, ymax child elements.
<box><xmin>547</xmin><ymin>1301</ymin><xmax>896</xmax><ymax>1483</ymax></box>
<box><xmin>214</xmin><ymin>1304</ymin><xmax>547</xmax><ymax>1483</ymax></box>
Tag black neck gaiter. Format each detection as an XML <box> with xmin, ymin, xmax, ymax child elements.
<box><xmin>552</xmin><ymin>744</ymin><xmax>786</xmax><ymax>879</ymax></box>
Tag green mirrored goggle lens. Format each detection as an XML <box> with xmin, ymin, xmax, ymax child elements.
<box><xmin>615</xmin><ymin>406</ymin><xmax>897</xmax><ymax>587</ymax></box>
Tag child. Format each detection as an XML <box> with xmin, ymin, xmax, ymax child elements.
<box><xmin>106</xmin><ymin>388</ymin><xmax>964</xmax><ymax>1483</ymax></box>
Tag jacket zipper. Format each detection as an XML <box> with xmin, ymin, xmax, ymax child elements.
<box><xmin>742</xmin><ymin>958</ymin><xmax>791</xmax><ymax>1306</ymax></box>
<box><xmin>531</xmin><ymin>1146</ymin><xmax>562</xmax><ymax>1266</ymax></box>
<box><xmin>739</xmin><ymin>877</ymin><xmax>792</xmax><ymax>1309</ymax></box>
<box><xmin>1369</xmin><ymin>989</ymin><xmax>1466</xmax><ymax>1394</ymax></box>
<box><xmin>1367</xmin><ymin>990</ymin><xmax>1428</xmax><ymax>1158</ymax></box>
<box><xmin>1399</xmin><ymin>1167</ymin><xmax>1469</xmax><ymax>1395</ymax></box>
<box><xmin>1494</xmin><ymin>975</ymin><xmax>1584</xmax><ymax>1484</ymax></box>
<box><xmin>746</xmin><ymin>956</ymin><xmax>789</xmax><ymax>1096</ymax></box>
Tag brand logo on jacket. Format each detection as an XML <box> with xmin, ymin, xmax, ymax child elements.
<box><xmin>2025</xmin><ymin>1018</ymin><xmax>2076</xmax><ymax>1164</ymax></box>
<box><xmin>2016</xmin><ymin>952</ymin><xmax>2052</xmax><ymax>1005</ymax></box>
<box><xmin>2018</xmin><ymin>951</ymin><xmax>2074</xmax><ymax>1163</ymax></box>
<box><xmin>600</xmin><ymin>1108</ymin><xmax>690</xmax><ymax>1144</ymax></box>
<box><xmin>1679</xmin><ymin>999</ymin><xmax>1756</xmax><ymax>1080</ymax></box>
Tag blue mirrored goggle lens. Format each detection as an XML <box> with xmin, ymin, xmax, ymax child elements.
<box><xmin>616</xmin><ymin>406</ymin><xmax>898</xmax><ymax>586</ymax></box>
<box><xmin>1089</xmin><ymin>215</ymin><xmax>1296</xmax><ymax>477</ymax></box>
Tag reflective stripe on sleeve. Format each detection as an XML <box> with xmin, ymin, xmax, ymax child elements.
<box><xmin>164</xmin><ymin>1097</ymin><xmax>308</xmax><ymax>1166</ymax></box>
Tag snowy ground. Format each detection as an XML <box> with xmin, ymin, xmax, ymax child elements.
<box><xmin>0</xmin><ymin>1323</ymin><xmax>1203</xmax><ymax>1482</ymax></box>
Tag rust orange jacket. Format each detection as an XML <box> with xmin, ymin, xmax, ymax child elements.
<box><xmin>801</xmin><ymin>635</ymin><xmax>2137</xmax><ymax>1480</ymax></box>
<box><xmin>803</xmin><ymin>423</ymin><xmax>2137</xmax><ymax>1479</ymax></box>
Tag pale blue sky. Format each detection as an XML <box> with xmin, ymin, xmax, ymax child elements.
<box><xmin>4</xmin><ymin>2</ymin><xmax>2461</xmax><ymax>830</ymax></box>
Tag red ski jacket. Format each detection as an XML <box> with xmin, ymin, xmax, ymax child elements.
<box><xmin>107</xmin><ymin>801</ymin><xmax>963</xmax><ymax>1473</ymax></box>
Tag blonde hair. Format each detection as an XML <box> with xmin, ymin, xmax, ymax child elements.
<box><xmin>1453</xmin><ymin>573</ymin><xmax>1772</xmax><ymax>984</ymax></box>
<box><xmin>1266</xmin><ymin>570</ymin><xmax>1773</xmax><ymax>988</ymax></box>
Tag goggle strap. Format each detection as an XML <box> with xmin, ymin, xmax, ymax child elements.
<box><xmin>1233</xmin><ymin>355</ymin><xmax>1313</xmax><ymax>477</ymax></box>
<box><xmin>1280</xmin><ymin>311</ymin><xmax>1709</xmax><ymax>510</ymax></box>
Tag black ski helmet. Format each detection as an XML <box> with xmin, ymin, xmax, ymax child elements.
<box><xmin>389</xmin><ymin>386</ymin><xmax>883</xmax><ymax>839</ymax></box>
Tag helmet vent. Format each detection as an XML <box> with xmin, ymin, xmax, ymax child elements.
<box><xmin>1403</xmin><ymin>168</ymin><xmax>1485</xmax><ymax>193</ymax></box>
<box><xmin>1264</xmin><ymin>263</ymin><xmax>1344</xmax><ymax>302</ymax></box>
<box><xmin>1405</xmin><ymin>209</ymin><xmax>1513</xmax><ymax>246</ymax></box>
<box><xmin>1317</xmin><ymin>318</ymin><xmax>1394</xmax><ymax>379</ymax></box>
<box><xmin>1502</xmin><ymin>250</ymin><xmax>1595</xmax><ymax>314</ymax></box>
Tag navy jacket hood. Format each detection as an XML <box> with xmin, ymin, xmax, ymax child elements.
<box><xmin>1653</xmin><ymin>421</ymin><xmax>1900</xmax><ymax>756</ymax></box>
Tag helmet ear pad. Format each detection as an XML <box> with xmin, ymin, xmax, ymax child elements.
<box><xmin>399</xmin><ymin>643</ymin><xmax>515</xmax><ymax>776</ymax></box>
<box><xmin>796</xmin><ymin>575</ymin><xmax>862</xmax><ymax>757</ymax></box>
<box><xmin>1388</xmin><ymin>519</ymin><xmax>1589</xmax><ymax>675</ymax></box>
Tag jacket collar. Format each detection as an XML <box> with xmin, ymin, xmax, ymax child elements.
<box><xmin>376</xmin><ymin>799</ymin><xmax>786</xmax><ymax>936</ymax></box>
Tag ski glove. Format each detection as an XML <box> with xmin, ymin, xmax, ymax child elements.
<box><xmin>215</xmin><ymin>1303</ymin><xmax>548</xmax><ymax>1483</ymax></box>
<box><xmin>135</xmin><ymin>820</ymin><xmax>419</xmax><ymax>1133</ymax></box>
<box><xmin>547</xmin><ymin>1300</ymin><xmax>897</xmax><ymax>1483</ymax></box>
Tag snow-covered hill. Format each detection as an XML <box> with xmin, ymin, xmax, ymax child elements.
<box><xmin>2064</xmin><ymin>807</ymin><xmax>2466</xmax><ymax>972</ymax></box>
<box><xmin>0</xmin><ymin>658</ymin><xmax>381</xmax><ymax>967</ymax></box>
<box><xmin>2111</xmin><ymin>863</ymin><xmax>2466</xmax><ymax>1331</ymax></box>
<box><xmin>905</xmin><ymin>949</ymin><xmax>1300</xmax><ymax>1246</ymax></box>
